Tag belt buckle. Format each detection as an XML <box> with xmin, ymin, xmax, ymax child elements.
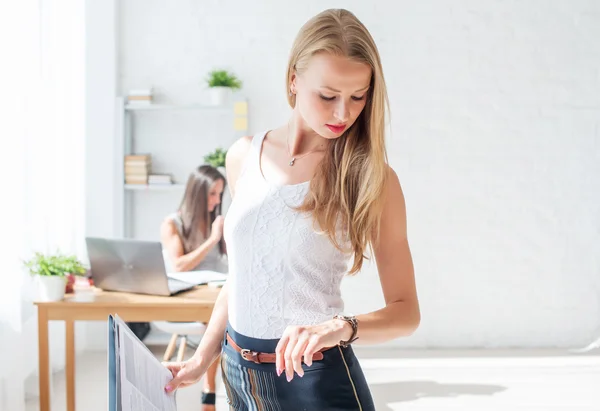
<box><xmin>240</xmin><ymin>348</ymin><xmax>261</xmax><ymax>364</ymax></box>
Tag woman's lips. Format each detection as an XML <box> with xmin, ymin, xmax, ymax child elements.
<box><xmin>326</xmin><ymin>124</ymin><xmax>346</xmax><ymax>133</ymax></box>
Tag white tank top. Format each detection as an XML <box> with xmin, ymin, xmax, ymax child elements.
<box><xmin>167</xmin><ymin>213</ymin><xmax>228</xmax><ymax>274</ymax></box>
<box><xmin>224</xmin><ymin>131</ymin><xmax>351</xmax><ymax>338</ymax></box>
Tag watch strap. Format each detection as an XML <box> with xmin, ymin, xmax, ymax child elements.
<box><xmin>334</xmin><ymin>314</ymin><xmax>359</xmax><ymax>348</ymax></box>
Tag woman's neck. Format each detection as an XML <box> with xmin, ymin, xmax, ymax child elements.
<box><xmin>287</xmin><ymin>114</ymin><xmax>329</xmax><ymax>156</ymax></box>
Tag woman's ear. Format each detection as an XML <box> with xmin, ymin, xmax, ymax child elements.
<box><xmin>290</xmin><ymin>73</ymin><xmax>297</xmax><ymax>94</ymax></box>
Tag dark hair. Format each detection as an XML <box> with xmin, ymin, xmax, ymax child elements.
<box><xmin>178</xmin><ymin>165</ymin><xmax>226</xmax><ymax>255</ymax></box>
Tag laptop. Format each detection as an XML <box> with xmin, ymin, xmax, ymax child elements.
<box><xmin>86</xmin><ymin>237</ymin><xmax>195</xmax><ymax>296</ymax></box>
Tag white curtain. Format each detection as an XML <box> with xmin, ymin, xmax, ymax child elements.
<box><xmin>0</xmin><ymin>0</ymin><xmax>85</xmax><ymax>409</ymax></box>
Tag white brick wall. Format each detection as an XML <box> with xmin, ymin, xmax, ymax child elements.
<box><xmin>86</xmin><ymin>0</ymin><xmax>600</xmax><ymax>348</ymax></box>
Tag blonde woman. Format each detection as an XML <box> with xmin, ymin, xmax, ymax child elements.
<box><xmin>164</xmin><ymin>9</ymin><xmax>420</xmax><ymax>410</ymax></box>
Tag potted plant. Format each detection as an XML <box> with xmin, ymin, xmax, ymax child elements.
<box><xmin>24</xmin><ymin>252</ymin><xmax>87</xmax><ymax>302</ymax></box>
<box><xmin>206</xmin><ymin>69</ymin><xmax>242</xmax><ymax>106</ymax></box>
<box><xmin>204</xmin><ymin>148</ymin><xmax>227</xmax><ymax>175</ymax></box>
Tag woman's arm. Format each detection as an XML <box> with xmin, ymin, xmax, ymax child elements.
<box><xmin>351</xmin><ymin>166</ymin><xmax>420</xmax><ymax>344</ymax></box>
<box><xmin>189</xmin><ymin>280</ymin><xmax>230</xmax><ymax>367</ymax></box>
<box><xmin>190</xmin><ymin>134</ymin><xmax>253</xmax><ymax>356</ymax></box>
<box><xmin>275</xmin><ymin>166</ymin><xmax>420</xmax><ymax>381</ymax></box>
<box><xmin>160</xmin><ymin>220</ymin><xmax>219</xmax><ymax>273</ymax></box>
<box><xmin>165</xmin><ymin>282</ymin><xmax>230</xmax><ymax>391</ymax></box>
<box><xmin>164</xmin><ymin>135</ymin><xmax>253</xmax><ymax>391</ymax></box>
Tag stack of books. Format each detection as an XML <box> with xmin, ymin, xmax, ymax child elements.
<box><xmin>127</xmin><ymin>88</ymin><xmax>153</xmax><ymax>106</ymax></box>
<box><xmin>148</xmin><ymin>174</ymin><xmax>173</xmax><ymax>185</ymax></box>
<box><xmin>125</xmin><ymin>154</ymin><xmax>151</xmax><ymax>185</ymax></box>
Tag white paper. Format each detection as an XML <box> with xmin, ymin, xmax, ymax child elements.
<box><xmin>167</xmin><ymin>270</ymin><xmax>228</xmax><ymax>285</ymax></box>
<box><xmin>117</xmin><ymin>317</ymin><xmax>176</xmax><ymax>411</ymax></box>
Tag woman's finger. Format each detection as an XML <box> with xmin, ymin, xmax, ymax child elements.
<box><xmin>164</xmin><ymin>362</ymin><xmax>193</xmax><ymax>393</ymax></box>
<box><xmin>302</xmin><ymin>335</ymin><xmax>321</xmax><ymax>367</ymax></box>
<box><xmin>283</xmin><ymin>332</ymin><xmax>299</xmax><ymax>382</ymax></box>
<box><xmin>275</xmin><ymin>333</ymin><xmax>289</xmax><ymax>377</ymax></box>
<box><xmin>291</xmin><ymin>334</ymin><xmax>309</xmax><ymax>377</ymax></box>
<box><xmin>161</xmin><ymin>361</ymin><xmax>183</xmax><ymax>379</ymax></box>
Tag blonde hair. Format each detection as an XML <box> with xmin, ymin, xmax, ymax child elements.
<box><xmin>287</xmin><ymin>9</ymin><xmax>389</xmax><ymax>274</ymax></box>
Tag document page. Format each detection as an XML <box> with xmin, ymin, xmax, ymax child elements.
<box><xmin>116</xmin><ymin>316</ymin><xmax>177</xmax><ymax>411</ymax></box>
<box><xmin>167</xmin><ymin>270</ymin><xmax>228</xmax><ymax>285</ymax></box>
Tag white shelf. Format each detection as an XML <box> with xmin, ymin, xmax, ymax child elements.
<box><xmin>125</xmin><ymin>184</ymin><xmax>185</xmax><ymax>191</ymax></box>
<box><xmin>125</xmin><ymin>104</ymin><xmax>231</xmax><ymax>112</ymax></box>
<box><xmin>117</xmin><ymin>95</ymin><xmax>247</xmax><ymax>238</ymax></box>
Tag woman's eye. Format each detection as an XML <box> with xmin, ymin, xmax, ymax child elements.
<box><xmin>319</xmin><ymin>94</ymin><xmax>336</xmax><ymax>101</ymax></box>
<box><xmin>320</xmin><ymin>94</ymin><xmax>365</xmax><ymax>102</ymax></box>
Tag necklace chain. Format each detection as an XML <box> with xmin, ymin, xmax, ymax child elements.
<box><xmin>286</xmin><ymin>122</ymin><xmax>324</xmax><ymax>166</ymax></box>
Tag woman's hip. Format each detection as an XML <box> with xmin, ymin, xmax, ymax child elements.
<box><xmin>220</xmin><ymin>323</ymin><xmax>375</xmax><ymax>411</ymax></box>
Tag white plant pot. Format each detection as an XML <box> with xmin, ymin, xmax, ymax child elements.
<box><xmin>217</xmin><ymin>166</ymin><xmax>226</xmax><ymax>176</ymax></box>
<box><xmin>35</xmin><ymin>275</ymin><xmax>66</xmax><ymax>302</ymax></box>
<box><xmin>208</xmin><ymin>87</ymin><xmax>232</xmax><ymax>106</ymax></box>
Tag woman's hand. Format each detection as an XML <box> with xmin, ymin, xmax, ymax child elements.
<box><xmin>275</xmin><ymin>319</ymin><xmax>353</xmax><ymax>382</ymax></box>
<box><xmin>210</xmin><ymin>216</ymin><xmax>225</xmax><ymax>242</ymax></box>
<box><xmin>163</xmin><ymin>357</ymin><xmax>207</xmax><ymax>393</ymax></box>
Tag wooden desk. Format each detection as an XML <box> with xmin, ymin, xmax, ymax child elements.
<box><xmin>33</xmin><ymin>287</ymin><xmax>220</xmax><ymax>411</ymax></box>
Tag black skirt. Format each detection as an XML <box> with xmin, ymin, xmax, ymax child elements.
<box><xmin>221</xmin><ymin>324</ymin><xmax>375</xmax><ymax>411</ymax></box>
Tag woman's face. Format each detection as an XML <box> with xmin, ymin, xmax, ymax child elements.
<box><xmin>207</xmin><ymin>179</ymin><xmax>224</xmax><ymax>212</ymax></box>
<box><xmin>293</xmin><ymin>53</ymin><xmax>372</xmax><ymax>139</ymax></box>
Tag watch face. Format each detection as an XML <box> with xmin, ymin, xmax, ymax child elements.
<box><xmin>335</xmin><ymin>314</ymin><xmax>356</xmax><ymax>323</ymax></box>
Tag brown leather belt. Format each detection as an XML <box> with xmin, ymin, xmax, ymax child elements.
<box><xmin>226</xmin><ymin>333</ymin><xmax>325</xmax><ymax>364</ymax></box>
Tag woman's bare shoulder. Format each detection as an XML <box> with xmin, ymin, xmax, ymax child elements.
<box><xmin>226</xmin><ymin>136</ymin><xmax>253</xmax><ymax>166</ymax></box>
<box><xmin>225</xmin><ymin>136</ymin><xmax>254</xmax><ymax>195</ymax></box>
<box><xmin>160</xmin><ymin>217</ymin><xmax>178</xmax><ymax>235</ymax></box>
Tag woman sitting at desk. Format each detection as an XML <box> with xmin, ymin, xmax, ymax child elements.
<box><xmin>161</xmin><ymin>164</ymin><xmax>228</xmax><ymax>410</ymax></box>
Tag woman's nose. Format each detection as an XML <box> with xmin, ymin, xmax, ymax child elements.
<box><xmin>334</xmin><ymin>100</ymin><xmax>349</xmax><ymax>123</ymax></box>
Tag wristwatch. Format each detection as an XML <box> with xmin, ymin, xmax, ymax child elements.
<box><xmin>333</xmin><ymin>314</ymin><xmax>359</xmax><ymax>348</ymax></box>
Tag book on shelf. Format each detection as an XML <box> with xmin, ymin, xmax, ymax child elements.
<box><xmin>126</xmin><ymin>89</ymin><xmax>153</xmax><ymax>105</ymax></box>
<box><xmin>125</xmin><ymin>176</ymin><xmax>148</xmax><ymax>185</ymax></box>
<box><xmin>125</xmin><ymin>154</ymin><xmax>151</xmax><ymax>162</ymax></box>
<box><xmin>127</xmin><ymin>99</ymin><xmax>151</xmax><ymax>106</ymax></box>
<box><xmin>125</xmin><ymin>168</ymin><xmax>151</xmax><ymax>176</ymax></box>
<box><xmin>124</xmin><ymin>154</ymin><xmax>151</xmax><ymax>174</ymax></box>
<box><xmin>124</xmin><ymin>154</ymin><xmax>151</xmax><ymax>184</ymax></box>
<box><xmin>125</xmin><ymin>164</ymin><xmax>150</xmax><ymax>170</ymax></box>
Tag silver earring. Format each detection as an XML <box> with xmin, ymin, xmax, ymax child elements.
<box><xmin>289</xmin><ymin>90</ymin><xmax>293</xmax><ymax>96</ymax></box>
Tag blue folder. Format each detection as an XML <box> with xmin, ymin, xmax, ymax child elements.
<box><xmin>108</xmin><ymin>314</ymin><xmax>120</xmax><ymax>411</ymax></box>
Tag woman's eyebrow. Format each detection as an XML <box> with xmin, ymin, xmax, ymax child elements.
<box><xmin>321</xmin><ymin>85</ymin><xmax>370</xmax><ymax>93</ymax></box>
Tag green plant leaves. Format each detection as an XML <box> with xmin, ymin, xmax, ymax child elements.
<box><xmin>204</xmin><ymin>147</ymin><xmax>227</xmax><ymax>168</ymax></box>
<box><xmin>206</xmin><ymin>70</ymin><xmax>242</xmax><ymax>90</ymax></box>
<box><xmin>23</xmin><ymin>252</ymin><xmax>87</xmax><ymax>277</ymax></box>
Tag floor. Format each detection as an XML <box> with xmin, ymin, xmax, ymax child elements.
<box><xmin>25</xmin><ymin>345</ymin><xmax>600</xmax><ymax>410</ymax></box>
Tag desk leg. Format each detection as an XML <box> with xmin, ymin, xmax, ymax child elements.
<box><xmin>38</xmin><ymin>307</ymin><xmax>50</xmax><ymax>411</ymax></box>
<box><xmin>66</xmin><ymin>320</ymin><xmax>76</xmax><ymax>411</ymax></box>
